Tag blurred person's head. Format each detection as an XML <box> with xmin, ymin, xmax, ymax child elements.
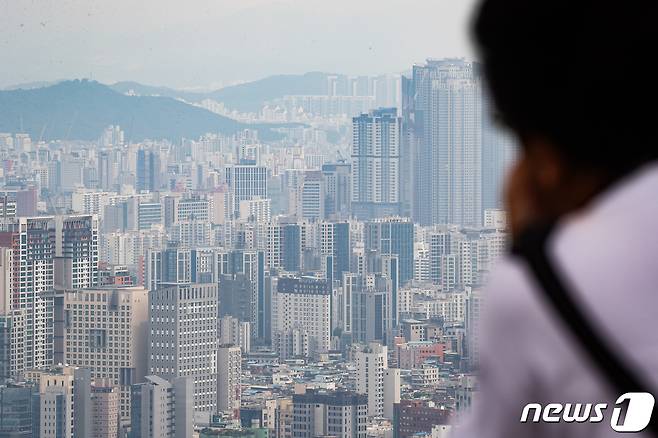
<box><xmin>473</xmin><ymin>0</ymin><xmax>658</xmax><ymax>235</ymax></box>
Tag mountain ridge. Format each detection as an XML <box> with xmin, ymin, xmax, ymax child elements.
<box><xmin>110</xmin><ymin>72</ymin><xmax>336</xmax><ymax>112</ymax></box>
<box><xmin>0</xmin><ymin>79</ymin><xmax>293</xmax><ymax>142</ymax></box>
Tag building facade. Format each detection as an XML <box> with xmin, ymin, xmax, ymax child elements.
<box><xmin>351</xmin><ymin>108</ymin><xmax>401</xmax><ymax>220</ymax></box>
<box><xmin>53</xmin><ymin>286</ymin><xmax>149</xmax><ymax>424</ymax></box>
<box><xmin>148</xmin><ymin>283</ymin><xmax>218</xmax><ymax>417</ymax></box>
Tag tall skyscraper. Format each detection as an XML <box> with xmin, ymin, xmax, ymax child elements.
<box><xmin>98</xmin><ymin>151</ymin><xmax>113</xmax><ymax>191</ymax></box>
<box><xmin>404</xmin><ymin>59</ymin><xmax>483</xmax><ymax>227</ymax></box>
<box><xmin>137</xmin><ymin>202</ymin><xmax>163</xmax><ymax>230</ymax></box>
<box><xmin>351</xmin><ymin>108</ymin><xmax>401</xmax><ymax>220</ymax></box>
<box><xmin>148</xmin><ymin>283</ymin><xmax>218</xmax><ymax>418</ymax></box>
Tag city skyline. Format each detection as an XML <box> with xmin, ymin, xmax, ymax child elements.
<box><xmin>0</xmin><ymin>11</ymin><xmax>507</xmax><ymax>432</ymax></box>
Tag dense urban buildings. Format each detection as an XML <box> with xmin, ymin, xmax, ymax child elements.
<box><xmin>0</xmin><ymin>57</ymin><xmax>512</xmax><ymax>437</ymax></box>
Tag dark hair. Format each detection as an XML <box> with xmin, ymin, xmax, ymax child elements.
<box><xmin>473</xmin><ymin>0</ymin><xmax>658</xmax><ymax>173</ymax></box>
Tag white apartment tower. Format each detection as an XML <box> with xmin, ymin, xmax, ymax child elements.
<box><xmin>225</xmin><ymin>165</ymin><xmax>268</xmax><ymax>219</ymax></box>
<box><xmin>0</xmin><ymin>217</ymin><xmax>55</xmax><ymax>370</ymax></box>
<box><xmin>407</xmin><ymin>59</ymin><xmax>483</xmax><ymax>227</ymax></box>
<box><xmin>272</xmin><ymin>276</ymin><xmax>331</xmax><ymax>359</ymax></box>
<box><xmin>351</xmin><ymin>108</ymin><xmax>401</xmax><ymax>220</ymax></box>
<box><xmin>148</xmin><ymin>283</ymin><xmax>218</xmax><ymax>418</ymax></box>
<box><xmin>356</xmin><ymin>342</ymin><xmax>399</xmax><ymax>418</ymax></box>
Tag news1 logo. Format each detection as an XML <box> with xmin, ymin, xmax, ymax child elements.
<box><xmin>520</xmin><ymin>392</ymin><xmax>655</xmax><ymax>432</ymax></box>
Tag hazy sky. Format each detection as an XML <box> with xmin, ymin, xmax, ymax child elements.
<box><xmin>0</xmin><ymin>0</ymin><xmax>478</xmax><ymax>90</ymax></box>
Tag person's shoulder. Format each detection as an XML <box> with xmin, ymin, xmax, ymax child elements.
<box><xmin>485</xmin><ymin>255</ymin><xmax>537</xmax><ymax>310</ymax></box>
<box><xmin>481</xmin><ymin>255</ymin><xmax>547</xmax><ymax>335</ymax></box>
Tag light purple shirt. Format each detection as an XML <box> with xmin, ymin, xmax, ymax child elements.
<box><xmin>455</xmin><ymin>163</ymin><xmax>658</xmax><ymax>437</ymax></box>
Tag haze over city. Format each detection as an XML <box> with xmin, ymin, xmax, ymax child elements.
<box><xmin>0</xmin><ymin>0</ymin><xmax>477</xmax><ymax>89</ymax></box>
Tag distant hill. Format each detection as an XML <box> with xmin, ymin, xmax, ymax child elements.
<box><xmin>111</xmin><ymin>72</ymin><xmax>335</xmax><ymax>112</ymax></box>
<box><xmin>0</xmin><ymin>79</ymin><xmax>289</xmax><ymax>142</ymax></box>
<box><xmin>3</xmin><ymin>80</ymin><xmax>64</xmax><ymax>91</ymax></box>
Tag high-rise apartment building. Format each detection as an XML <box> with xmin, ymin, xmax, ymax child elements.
<box><xmin>71</xmin><ymin>190</ymin><xmax>112</xmax><ymax>215</ymax></box>
<box><xmin>0</xmin><ymin>217</ymin><xmax>55</xmax><ymax>371</ymax></box>
<box><xmin>0</xmin><ymin>278</ymin><xmax>27</xmax><ymax>383</ymax></box>
<box><xmin>348</xmin><ymin>274</ymin><xmax>393</xmax><ymax>345</ymax></box>
<box><xmin>225</xmin><ymin>165</ymin><xmax>268</xmax><ymax>219</ymax></box>
<box><xmin>297</xmin><ymin>171</ymin><xmax>325</xmax><ymax>221</ymax></box>
<box><xmin>364</xmin><ymin>217</ymin><xmax>414</xmax><ymax>287</ymax></box>
<box><xmin>272</xmin><ymin>276</ymin><xmax>331</xmax><ymax>359</ymax></box>
<box><xmin>238</xmin><ymin>197</ymin><xmax>271</xmax><ymax>223</ymax></box>
<box><xmin>320</xmin><ymin>221</ymin><xmax>350</xmax><ymax>282</ymax></box>
<box><xmin>355</xmin><ymin>343</ymin><xmax>399</xmax><ymax>418</ymax></box>
<box><xmin>149</xmin><ymin>283</ymin><xmax>218</xmax><ymax>418</ymax></box>
<box><xmin>266</xmin><ymin>222</ymin><xmax>302</xmax><ymax>273</ymax></box>
<box><xmin>54</xmin><ymin>214</ymin><xmax>100</xmax><ymax>290</ymax></box>
<box><xmin>351</xmin><ymin>108</ymin><xmax>401</xmax><ymax>220</ymax></box>
<box><xmin>404</xmin><ymin>59</ymin><xmax>483</xmax><ymax>227</ymax></box>
<box><xmin>54</xmin><ymin>286</ymin><xmax>149</xmax><ymax>424</ymax></box>
<box><xmin>217</xmin><ymin>344</ymin><xmax>242</xmax><ymax>418</ymax></box>
<box><xmin>465</xmin><ymin>287</ymin><xmax>482</xmax><ymax>370</ymax></box>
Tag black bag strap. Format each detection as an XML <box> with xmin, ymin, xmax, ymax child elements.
<box><xmin>512</xmin><ymin>223</ymin><xmax>658</xmax><ymax>435</ymax></box>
